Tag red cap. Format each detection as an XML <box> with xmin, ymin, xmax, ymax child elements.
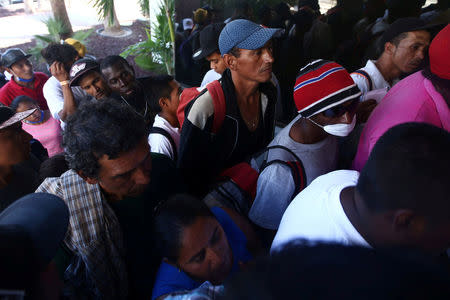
<box><xmin>293</xmin><ymin>60</ymin><xmax>361</xmax><ymax>118</ymax></box>
<box><xmin>430</xmin><ymin>24</ymin><xmax>450</xmax><ymax>80</ymax></box>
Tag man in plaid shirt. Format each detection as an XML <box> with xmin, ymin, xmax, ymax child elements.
<box><xmin>37</xmin><ymin>99</ymin><xmax>183</xmax><ymax>299</ymax></box>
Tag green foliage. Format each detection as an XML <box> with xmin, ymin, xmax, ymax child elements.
<box><xmin>29</xmin><ymin>17</ymin><xmax>94</xmax><ymax>63</ymax></box>
<box><xmin>73</xmin><ymin>28</ymin><xmax>95</xmax><ymax>41</ymax></box>
<box><xmin>121</xmin><ymin>0</ymin><xmax>175</xmax><ymax>75</ymax></box>
<box><xmin>138</xmin><ymin>0</ymin><xmax>149</xmax><ymax>17</ymax></box>
<box><xmin>43</xmin><ymin>17</ymin><xmax>69</xmax><ymax>41</ymax></box>
<box><xmin>90</xmin><ymin>0</ymin><xmax>116</xmax><ymax>26</ymax></box>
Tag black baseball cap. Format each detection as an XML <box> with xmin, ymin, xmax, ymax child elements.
<box><xmin>380</xmin><ymin>17</ymin><xmax>434</xmax><ymax>45</ymax></box>
<box><xmin>1</xmin><ymin>48</ymin><xmax>31</xmax><ymax>68</ymax></box>
<box><xmin>192</xmin><ymin>23</ymin><xmax>225</xmax><ymax>60</ymax></box>
<box><xmin>69</xmin><ymin>58</ymin><xmax>100</xmax><ymax>87</ymax></box>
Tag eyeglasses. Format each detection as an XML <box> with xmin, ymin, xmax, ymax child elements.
<box><xmin>322</xmin><ymin>98</ymin><xmax>359</xmax><ymax>118</ymax></box>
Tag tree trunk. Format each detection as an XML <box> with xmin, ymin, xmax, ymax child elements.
<box><xmin>103</xmin><ymin>2</ymin><xmax>122</xmax><ymax>34</ymax></box>
<box><xmin>24</xmin><ymin>0</ymin><xmax>36</xmax><ymax>14</ymax></box>
<box><xmin>50</xmin><ymin>0</ymin><xmax>74</xmax><ymax>39</ymax></box>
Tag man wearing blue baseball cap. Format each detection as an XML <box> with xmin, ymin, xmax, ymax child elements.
<box><xmin>178</xmin><ymin>19</ymin><xmax>283</xmax><ymax>195</ymax></box>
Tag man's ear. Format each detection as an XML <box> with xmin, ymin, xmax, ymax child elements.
<box><xmin>392</xmin><ymin>209</ymin><xmax>425</xmax><ymax>236</ymax></box>
<box><xmin>76</xmin><ymin>170</ymin><xmax>98</xmax><ymax>185</ymax></box>
<box><xmin>223</xmin><ymin>54</ymin><xmax>237</xmax><ymax>70</ymax></box>
<box><xmin>310</xmin><ymin>112</ymin><xmax>326</xmax><ymax>124</ymax></box>
<box><xmin>5</xmin><ymin>67</ymin><xmax>14</xmax><ymax>76</ymax></box>
<box><xmin>127</xmin><ymin>63</ymin><xmax>136</xmax><ymax>77</ymax></box>
<box><xmin>159</xmin><ymin>97</ymin><xmax>168</xmax><ymax>109</ymax></box>
<box><xmin>385</xmin><ymin>42</ymin><xmax>396</xmax><ymax>55</ymax></box>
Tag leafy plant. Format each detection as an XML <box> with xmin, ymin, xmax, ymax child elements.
<box><xmin>121</xmin><ymin>0</ymin><xmax>175</xmax><ymax>75</ymax></box>
<box><xmin>72</xmin><ymin>29</ymin><xmax>95</xmax><ymax>42</ymax></box>
<box><xmin>35</xmin><ymin>17</ymin><xmax>69</xmax><ymax>44</ymax></box>
<box><xmin>29</xmin><ymin>17</ymin><xmax>94</xmax><ymax>63</ymax></box>
<box><xmin>90</xmin><ymin>0</ymin><xmax>119</xmax><ymax>27</ymax></box>
<box><xmin>138</xmin><ymin>0</ymin><xmax>149</xmax><ymax>17</ymax></box>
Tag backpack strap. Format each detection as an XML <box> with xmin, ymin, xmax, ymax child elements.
<box><xmin>261</xmin><ymin>145</ymin><xmax>303</xmax><ymax>167</ymax></box>
<box><xmin>220</xmin><ymin>162</ymin><xmax>259</xmax><ymax>199</ymax></box>
<box><xmin>149</xmin><ymin>126</ymin><xmax>178</xmax><ymax>162</ymax></box>
<box><xmin>352</xmin><ymin>69</ymin><xmax>373</xmax><ymax>91</ymax></box>
<box><xmin>206</xmin><ymin>80</ymin><xmax>226</xmax><ymax>134</ymax></box>
<box><xmin>259</xmin><ymin>145</ymin><xmax>307</xmax><ymax>200</ymax></box>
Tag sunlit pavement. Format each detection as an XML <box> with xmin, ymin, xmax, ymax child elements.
<box><xmin>0</xmin><ymin>0</ymin><xmax>145</xmax><ymax>48</ymax></box>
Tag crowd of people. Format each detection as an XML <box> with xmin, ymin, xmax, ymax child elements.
<box><xmin>0</xmin><ymin>0</ymin><xmax>449</xmax><ymax>299</ymax></box>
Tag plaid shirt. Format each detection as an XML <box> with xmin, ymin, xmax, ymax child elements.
<box><xmin>161</xmin><ymin>282</ymin><xmax>224</xmax><ymax>300</ymax></box>
<box><xmin>36</xmin><ymin>169</ymin><xmax>128</xmax><ymax>299</ymax></box>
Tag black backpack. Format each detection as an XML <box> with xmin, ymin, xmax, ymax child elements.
<box><xmin>149</xmin><ymin>127</ymin><xmax>178</xmax><ymax>162</ymax></box>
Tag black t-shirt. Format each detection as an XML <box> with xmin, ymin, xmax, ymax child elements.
<box><xmin>0</xmin><ymin>154</ymin><xmax>41</xmax><ymax>213</ymax></box>
<box><xmin>109</xmin><ymin>153</ymin><xmax>185</xmax><ymax>299</ymax></box>
<box><xmin>110</xmin><ymin>77</ymin><xmax>155</xmax><ymax>127</ymax></box>
<box><xmin>226</xmin><ymin>95</ymin><xmax>266</xmax><ymax>167</ymax></box>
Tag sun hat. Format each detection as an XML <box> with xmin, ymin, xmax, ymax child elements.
<box><xmin>0</xmin><ymin>106</ymin><xmax>36</xmax><ymax>130</ymax></box>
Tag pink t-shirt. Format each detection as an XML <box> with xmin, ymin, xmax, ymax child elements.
<box><xmin>353</xmin><ymin>71</ymin><xmax>450</xmax><ymax>171</ymax></box>
<box><xmin>22</xmin><ymin>115</ymin><xmax>64</xmax><ymax>157</ymax></box>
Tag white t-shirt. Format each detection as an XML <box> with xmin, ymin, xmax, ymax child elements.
<box><xmin>271</xmin><ymin>170</ymin><xmax>370</xmax><ymax>252</ymax></box>
<box><xmin>201</xmin><ymin>69</ymin><xmax>222</xmax><ymax>87</ymax></box>
<box><xmin>43</xmin><ymin>76</ymin><xmax>93</xmax><ymax>128</ymax></box>
<box><xmin>350</xmin><ymin>60</ymin><xmax>391</xmax><ymax>100</ymax></box>
<box><xmin>248</xmin><ymin>114</ymin><xmax>338</xmax><ymax>230</ymax></box>
<box><xmin>148</xmin><ymin>115</ymin><xmax>181</xmax><ymax>160</ymax></box>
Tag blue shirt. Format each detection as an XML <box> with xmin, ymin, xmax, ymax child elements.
<box><xmin>151</xmin><ymin>207</ymin><xmax>253</xmax><ymax>300</ymax></box>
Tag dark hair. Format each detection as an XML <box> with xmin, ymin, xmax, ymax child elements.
<box><xmin>229</xmin><ymin>46</ymin><xmax>241</xmax><ymax>58</ymax></box>
<box><xmin>99</xmin><ymin>55</ymin><xmax>131</xmax><ymax>71</ymax></box>
<box><xmin>63</xmin><ymin>99</ymin><xmax>148</xmax><ymax>178</ymax></box>
<box><xmin>357</xmin><ymin>123</ymin><xmax>450</xmax><ymax>217</ymax></box>
<box><xmin>298</xmin><ymin>0</ymin><xmax>320</xmax><ymax>11</ymax></box>
<box><xmin>422</xmin><ymin>66</ymin><xmax>450</xmax><ymax>104</ymax></box>
<box><xmin>225</xmin><ymin>241</ymin><xmax>450</xmax><ymax>300</ymax></box>
<box><xmin>389</xmin><ymin>31</ymin><xmax>409</xmax><ymax>46</ymax></box>
<box><xmin>377</xmin><ymin>31</ymin><xmax>409</xmax><ymax>56</ymax></box>
<box><xmin>438</xmin><ymin>0</ymin><xmax>450</xmax><ymax>10</ymax></box>
<box><xmin>38</xmin><ymin>153</ymin><xmax>69</xmax><ymax>184</ymax></box>
<box><xmin>146</xmin><ymin>75</ymin><xmax>174</xmax><ymax>113</ymax></box>
<box><xmin>41</xmin><ymin>43</ymin><xmax>78</xmax><ymax>66</ymax></box>
<box><xmin>275</xmin><ymin>2</ymin><xmax>290</xmax><ymax>16</ymax></box>
<box><xmin>9</xmin><ymin>95</ymin><xmax>37</xmax><ymax>112</ymax></box>
<box><xmin>0</xmin><ymin>227</ymin><xmax>41</xmax><ymax>298</ymax></box>
<box><xmin>153</xmin><ymin>194</ymin><xmax>214</xmax><ymax>263</ymax></box>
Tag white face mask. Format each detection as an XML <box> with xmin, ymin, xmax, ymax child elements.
<box><xmin>309</xmin><ymin>115</ymin><xmax>356</xmax><ymax>137</ymax></box>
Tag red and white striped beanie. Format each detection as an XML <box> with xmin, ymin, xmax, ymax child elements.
<box><xmin>294</xmin><ymin>59</ymin><xmax>361</xmax><ymax>118</ymax></box>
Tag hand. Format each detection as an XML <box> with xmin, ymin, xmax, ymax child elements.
<box><xmin>356</xmin><ymin>99</ymin><xmax>377</xmax><ymax>124</ymax></box>
<box><xmin>50</xmin><ymin>61</ymin><xmax>70</xmax><ymax>82</ymax></box>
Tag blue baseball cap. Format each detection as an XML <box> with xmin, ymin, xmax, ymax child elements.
<box><xmin>219</xmin><ymin>19</ymin><xmax>283</xmax><ymax>56</ymax></box>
